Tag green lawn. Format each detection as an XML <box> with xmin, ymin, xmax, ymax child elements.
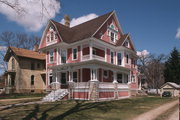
<box><xmin>0</xmin><ymin>96</ymin><xmax>176</xmax><ymax>120</ymax></box>
<box><xmin>0</xmin><ymin>93</ymin><xmax>46</xmax><ymax>99</ymax></box>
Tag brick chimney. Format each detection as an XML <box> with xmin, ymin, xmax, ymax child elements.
<box><xmin>64</xmin><ymin>15</ymin><xmax>70</xmax><ymax>27</ymax></box>
<box><xmin>33</xmin><ymin>44</ymin><xmax>39</xmax><ymax>52</ymax></box>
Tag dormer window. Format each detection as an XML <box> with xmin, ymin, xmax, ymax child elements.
<box><xmin>108</xmin><ymin>23</ymin><xmax>118</xmax><ymax>43</ymax></box>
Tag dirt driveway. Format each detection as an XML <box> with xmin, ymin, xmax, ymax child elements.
<box><xmin>133</xmin><ymin>100</ymin><xmax>179</xmax><ymax>120</ymax></box>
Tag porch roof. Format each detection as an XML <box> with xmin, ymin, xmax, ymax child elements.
<box><xmin>48</xmin><ymin>59</ymin><xmax>130</xmax><ymax>73</ymax></box>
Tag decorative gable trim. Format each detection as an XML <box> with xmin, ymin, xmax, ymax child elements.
<box><xmin>121</xmin><ymin>33</ymin><xmax>136</xmax><ymax>51</ymax></box>
<box><xmin>39</xmin><ymin>20</ymin><xmax>63</xmax><ymax>50</ymax></box>
<box><xmin>91</xmin><ymin>11</ymin><xmax>114</xmax><ymax>37</ymax></box>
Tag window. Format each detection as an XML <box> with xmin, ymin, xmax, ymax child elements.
<box><xmin>31</xmin><ymin>62</ymin><xmax>35</xmax><ymax>70</ymax></box>
<box><xmin>110</xmin><ymin>32</ymin><xmax>115</xmax><ymax>42</ymax></box>
<box><xmin>49</xmin><ymin>73</ymin><xmax>53</xmax><ymax>84</ymax></box>
<box><xmin>117</xmin><ymin>73</ymin><xmax>122</xmax><ymax>83</ymax></box>
<box><xmin>93</xmin><ymin>48</ymin><xmax>96</xmax><ymax>55</ymax></box>
<box><xmin>61</xmin><ymin>50</ymin><xmax>66</xmax><ymax>63</ymax></box>
<box><xmin>117</xmin><ymin>53</ymin><xmax>122</xmax><ymax>65</ymax></box>
<box><xmin>12</xmin><ymin>58</ymin><xmax>15</xmax><ymax>70</ymax></box>
<box><xmin>111</xmin><ymin>52</ymin><xmax>114</xmax><ymax>64</ymax></box>
<box><xmin>31</xmin><ymin>75</ymin><xmax>34</xmax><ymax>85</ymax></box>
<box><xmin>50</xmin><ymin>32</ymin><xmax>54</xmax><ymax>41</ymax></box>
<box><xmin>131</xmin><ymin>75</ymin><xmax>135</xmax><ymax>82</ymax></box>
<box><xmin>103</xmin><ymin>70</ymin><xmax>108</xmax><ymax>78</ymax></box>
<box><xmin>124</xmin><ymin>41</ymin><xmax>129</xmax><ymax>47</ymax></box>
<box><xmin>61</xmin><ymin>73</ymin><xmax>66</xmax><ymax>84</ymax></box>
<box><xmin>49</xmin><ymin>51</ymin><xmax>54</xmax><ymax>63</ymax></box>
<box><xmin>73</xmin><ymin>72</ymin><xmax>77</xmax><ymax>82</ymax></box>
<box><xmin>124</xmin><ymin>74</ymin><xmax>128</xmax><ymax>83</ymax></box>
<box><xmin>126</xmin><ymin>54</ymin><xmax>129</xmax><ymax>64</ymax></box>
<box><xmin>37</xmin><ymin>63</ymin><xmax>40</xmax><ymax>68</ymax></box>
<box><xmin>72</xmin><ymin>48</ymin><xmax>77</xmax><ymax>60</ymax></box>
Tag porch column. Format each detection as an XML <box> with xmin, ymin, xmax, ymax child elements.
<box><xmin>55</xmin><ymin>72</ymin><xmax>58</xmax><ymax>83</ymax></box>
<box><xmin>69</xmin><ymin>70</ymin><xmax>73</xmax><ymax>82</ymax></box>
<box><xmin>90</xmin><ymin>42</ymin><xmax>93</xmax><ymax>60</ymax></box>
<box><xmin>90</xmin><ymin>68</ymin><xmax>98</xmax><ymax>81</ymax></box>
<box><xmin>113</xmin><ymin>71</ymin><xmax>118</xmax><ymax>83</ymax></box>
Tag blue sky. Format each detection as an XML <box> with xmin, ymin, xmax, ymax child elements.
<box><xmin>0</xmin><ymin>0</ymin><xmax>180</xmax><ymax>55</ymax></box>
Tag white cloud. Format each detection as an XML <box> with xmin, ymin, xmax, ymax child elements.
<box><xmin>0</xmin><ymin>0</ymin><xmax>60</xmax><ymax>32</ymax></box>
<box><xmin>137</xmin><ymin>50</ymin><xmax>150</xmax><ymax>57</ymax></box>
<box><xmin>61</xmin><ymin>13</ymin><xmax>98</xmax><ymax>27</ymax></box>
<box><xmin>176</xmin><ymin>27</ymin><xmax>180</xmax><ymax>39</ymax></box>
<box><xmin>0</xmin><ymin>46</ymin><xmax>7</xmax><ymax>51</ymax></box>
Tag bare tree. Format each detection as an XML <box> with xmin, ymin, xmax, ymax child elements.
<box><xmin>138</xmin><ymin>53</ymin><xmax>167</xmax><ymax>94</ymax></box>
<box><xmin>0</xmin><ymin>31</ymin><xmax>41</xmax><ymax>73</ymax></box>
<box><xmin>0</xmin><ymin>0</ymin><xmax>60</xmax><ymax>18</ymax></box>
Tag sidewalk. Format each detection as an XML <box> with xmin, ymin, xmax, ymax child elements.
<box><xmin>133</xmin><ymin>100</ymin><xmax>179</xmax><ymax>120</ymax></box>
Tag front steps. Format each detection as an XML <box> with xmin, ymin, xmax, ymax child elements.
<box><xmin>42</xmin><ymin>89</ymin><xmax>69</xmax><ymax>102</ymax></box>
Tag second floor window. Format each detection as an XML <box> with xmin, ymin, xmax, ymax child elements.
<box><xmin>61</xmin><ymin>50</ymin><xmax>66</xmax><ymax>63</ymax></box>
<box><xmin>49</xmin><ymin>51</ymin><xmax>54</xmax><ymax>63</ymax></box>
<box><xmin>126</xmin><ymin>54</ymin><xmax>129</xmax><ymax>64</ymax></box>
<box><xmin>111</xmin><ymin>52</ymin><xmax>114</xmax><ymax>64</ymax></box>
<box><xmin>12</xmin><ymin>58</ymin><xmax>15</xmax><ymax>70</ymax></box>
<box><xmin>31</xmin><ymin>75</ymin><xmax>34</xmax><ymax>85</ymax></box>
<box><xmin>72</xmin><ymin>48</ymin><xmax>77</xmax><ymax>60</ymax></box>
<box><xmin>117</xmin><ymin>53</ymin><xmax>122</xmax><ymax>65</ymax></box>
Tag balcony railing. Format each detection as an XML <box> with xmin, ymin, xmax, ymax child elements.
<box><xmin>82</xmin><ymin>55</ymin><xmax>105</xmax><ymax>61</ymax></box>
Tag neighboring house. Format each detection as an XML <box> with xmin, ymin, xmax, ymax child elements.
<box><xmin>4</xmin><ymin>46</ymin><xmax>46</xmax><ymax>94</ymax></box>
<box><xmin>0</xmin><ymin>75</ymin><xmax>5</xmax><ymax>94</ymax></box>
<box><xmin>160</xmin><ymin>82</ymin><xmax>180</xmax><ymax>97</ymax></box>
<box><xmin>40</xmin><ymin>11</ymin><xmax>139</xmax><ymax>101</ymax></box>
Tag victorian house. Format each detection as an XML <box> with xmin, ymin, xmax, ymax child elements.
<box><xmin>40</xmin><ymin>11</ymin><xmax>139</xmax><ymax>101</ymax></box>
<box><xmin>4</xmin><ymin>46</ymin><xmax>46</xmax><ymax>94</ymax></box>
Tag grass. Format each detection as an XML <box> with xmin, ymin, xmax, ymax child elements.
<box><xmin>0</xmin><ymin>96</ymin><xmax>176</xmax><ymax>120</ymax></box>
<box><xmin>0</xmin><ymin>93</ymin><xmax>46</xmax><ymax>99</ymax></box>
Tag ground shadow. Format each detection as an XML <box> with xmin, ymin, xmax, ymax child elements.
<box><xmin>51</xmin><ymin>100</ymin><xmax>113</xmax><ymax>120</ymax></box>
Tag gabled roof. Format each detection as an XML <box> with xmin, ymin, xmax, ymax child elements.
<box><xmin>4</xmin><ymin>47</ymin><xmax>46</xmax><ymax>61</ymax></box>
<box><xmin>50</xmin><ymin>11</ymin><xmax>114</xmax><ymax>43</ymax></box>
<box><xmin>161</xmin><ymin>82</ymin><xmax>180</xmax><ymax>89</ymax></box>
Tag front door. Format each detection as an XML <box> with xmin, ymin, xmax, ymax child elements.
<box><xmin>61</xmin><ymin>73</ymin><xmax>66</xmax><ymax>84</ymax></box>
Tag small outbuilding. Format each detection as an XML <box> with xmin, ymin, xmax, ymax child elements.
<box><xmin>160</xmin><ymin>82</ymin><xmax>180</xmax><ymax>97</ymax></box>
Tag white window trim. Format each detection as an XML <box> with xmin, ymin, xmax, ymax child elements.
<box><xmin>60</xmin><ymin>49</ymin><xmax>67</xmax><ymax>64</ymax></box>
<box><xmin>49</xmin><ymin>50</ymin><xmax>54</xmax><ymax>63</ymax></box>
<box><xmin>117</xmin><ymin>52</ymin><xmax>123</xmax><ymax>66</ymax></box>
<box><xmin>48</xmin><ymin>72</ymin><xmax>53</xmax><ymax>85</ymax></box>
<box><xmin>110</xmin><ymin>50</ymin><xmax>114</xmax><ymax>64</ymax></box>
<box><xmin>103</xmin><ymin>69</ymin><xmax>109</xmax><ymax>79</ymax></box>
<box><xmin>72</xmin><ymin>47</ymin><xmax>78</xmax><ymax>60</ymax></box>
<box><xmin>126</xmin><ymin>53</ymin><xmax>129</xmax><ymax>65</ymax></box>
<box><xmin>72</xmin><ymin>70</ymin><xmax>78</xmax><ymax>82</ymax></box>
<box><xmin>60</xmin><ymin>72</ymin><xmax>67</xmax><ymax>85</ymax></box>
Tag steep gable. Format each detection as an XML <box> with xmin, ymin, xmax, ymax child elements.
<box><xmin>93</xmin><ymin>12</ymin><xmax>123</xmax><ymax>44</ymax></box>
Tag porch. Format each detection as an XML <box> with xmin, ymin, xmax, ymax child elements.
<box><xmin>47</xmin><ymin>60</ymin><xmax>132</xmax><ymax>100</ymax></box>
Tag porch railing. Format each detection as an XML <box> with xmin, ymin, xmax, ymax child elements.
<box><xmin>99</xmin><ymin>82</ymin><xmax>114</xmax><ymax>88</ymax></box>
<box><xmin>74</xmin><ymin>82</ymin><xmax>90</xmax><ymax>88</ymax></box>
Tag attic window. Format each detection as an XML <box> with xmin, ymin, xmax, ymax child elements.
<box><xmin>124</xmin><ymin>41</ymin><xmax>129</xmax><ymax>47</ymax></box>
<box><xmin>108</xmin><ymin>24</ymin><xmax>118</xmax><ymax>43</ymax></box>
